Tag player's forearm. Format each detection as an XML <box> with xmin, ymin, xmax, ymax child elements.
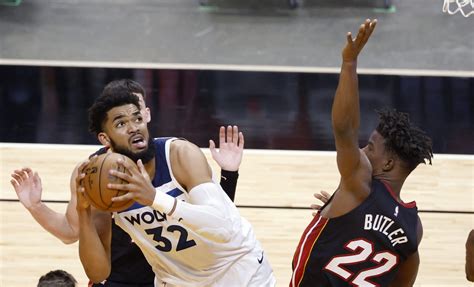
<box><xmin>27</xmin><ymin>202</ymin><xmax>78</xmax><ymax>244</ymax></box>
<box><xmin>78</xmin><ymin>209</ymin><xmax>111</xmax><ymax>283</ymax></box>
<box><xmin>219</xmin><ymin>170</ymin><xmax>238</xmax><ymax>202</ymax></box>
<box><xmin>332</xmin><ymin>61</ymin><xmax>360</xmax><ymax>135</ymax></box>
<box><xmin>152</xmin><ymin>182</ymin><xmax>234</xmax><ymax>241</ymax></box>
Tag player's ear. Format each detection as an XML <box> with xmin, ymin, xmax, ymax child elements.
<box><xmin>98</xmin><ymin>132</ymin><xmax>111</xmax><ymax>147</ymax></box>
<box><xmin>145</xmin><ymin>107</ymin><xmax>151</xmax><ymax>123</ymax></box>
<box><xmin>382</xmin><ymin>158</ymin><xmax>394</xmax><ymax>172</ymax></box>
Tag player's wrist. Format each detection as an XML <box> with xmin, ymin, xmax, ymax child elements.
<box><xmin>151</xmin><ymin>191</ymin><xmax>177</xmax><ymax>215</ymax></box>
<box><xmin>26</xmin><ymin>201</ymin><xmax>45</xmax><ymax>213</ymax></box>
<box><xmin>221</xmin><ymin>169</ymin><xmax>239</xmax><ymax>179</ymax></box>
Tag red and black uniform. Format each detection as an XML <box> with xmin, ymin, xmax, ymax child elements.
<box><xmin>291</xmin><ymin>179</ymin><xmax>419</xmax><ymax>287</ymax></box>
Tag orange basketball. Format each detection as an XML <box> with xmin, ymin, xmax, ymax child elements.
<box><xmin>83</xmin><ymin>152</ymin><xmax>136</xmax><ymax>212</ymax></box>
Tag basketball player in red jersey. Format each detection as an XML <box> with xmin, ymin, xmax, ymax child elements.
<box><xmin>291</xmin><ymin>19</ymin><xmax>433</xmax><ymax>287</ymax></box>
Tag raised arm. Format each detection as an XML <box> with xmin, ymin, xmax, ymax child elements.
<box><xmin>332</xmin><ymin>19</ymin><xmax>376</xmax><ymax>179</ymax></box>
<box><xmin>10</xmin><ymin>167</ymin><xmax>80</xmax><ymax>244</ymax></box>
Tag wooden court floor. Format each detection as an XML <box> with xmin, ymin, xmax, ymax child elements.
<box><xmin>0</xmin><ymin>143</ymin><xmax>473</xmax><ymax>286</ymax></box>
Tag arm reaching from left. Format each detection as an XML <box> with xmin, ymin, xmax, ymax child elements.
<box><xmin>10</xmin><ymin>167</ymin><xmax>79</xmax><ymax>243</ymax></box>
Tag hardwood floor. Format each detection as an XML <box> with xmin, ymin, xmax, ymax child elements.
<box><xmin>1</xmin><ymin>143</ymin><xmax>472</xmax><ymax>286</ymax></box>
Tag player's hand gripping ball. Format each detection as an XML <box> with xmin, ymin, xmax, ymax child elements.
<box><xmin>83</xmin><ymin>153</ymin><xmax>136</xmax><ymax>212</ymax></box>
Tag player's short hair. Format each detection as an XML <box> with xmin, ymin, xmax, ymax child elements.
<box><xmin>104</xmin><ymin>79</ymin><xmax>146</xmax><ymax>100</ymax></box>
<box><xmin>88</xmin><ymin>82</ymin><xmax>141</xmax><ymax>135</ymax></box>
<box><xmin>37</xmin><ymin>269</ymin><xmax>77</xmax><ymax>287</ymax></box>
<box><xmin>376</xmin><ymin>108</ymin><xmax>433</xmax><ymax>172</ymax></box>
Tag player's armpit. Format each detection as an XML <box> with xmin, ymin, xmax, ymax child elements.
<box><xmin>388</xmin><ymin>251</ymin><xmax>419</xmax><ymax>287</ymax></box>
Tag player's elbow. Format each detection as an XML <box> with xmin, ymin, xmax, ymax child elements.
<box><xmin>58</xmin><ymin>228</ymin><xmax>80</xmax><ymax>244</ymax></box>
<box><xmin>86</xmin><ymin>266</ymin><xmax>110</xmax><ymax>284</ymax></box>
<box><xmin>60</xmin><ymin>236</ymin><xmax>78</xmax><ymax>245</ymax></box>
<box><xmin>467</xmin><ymin>274</ymin><xmax>474</xmax><ymax>282</ymax></box>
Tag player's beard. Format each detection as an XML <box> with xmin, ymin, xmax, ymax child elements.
<box><xmin>110</xmin><ymin>137</ymin><xmax>156</xmax><ymax>164</ymax></box>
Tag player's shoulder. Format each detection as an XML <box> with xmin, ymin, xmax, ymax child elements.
<box><xmin>170</xmin><ymin>138</ymin><xmax>201</xmax><ymax>156</ymax></box>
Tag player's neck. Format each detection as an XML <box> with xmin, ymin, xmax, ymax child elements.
<box><xmin>143</xmin><ymin>158</ymin><xmax>156</xmax><ymax>180</ymax></box>
<box><xmin>376</xmin><ymin>174</ymin><xmax>406</xmax><ymax>200</ymax></box>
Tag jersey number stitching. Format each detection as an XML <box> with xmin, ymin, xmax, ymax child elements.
<box><xmin>145</xmin><ymin>225</ymin><xmax>197</xmax><ymax>252</ymax></box>
<box><xmin>324</xmin><ymin>239</ymin><xmax>398</xmax><ymax>287</ymax></box>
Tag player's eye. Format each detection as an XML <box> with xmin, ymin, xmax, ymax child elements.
<box><xmin>115</xmin><ymin>121</ymin><xmax>125</xmax><ymax>128</ymax></box>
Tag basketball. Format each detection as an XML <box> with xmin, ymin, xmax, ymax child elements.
<box><xmin>82</xmin><ymin>152</ymin><xmax>136</xmax><ymax>212</ymax></box>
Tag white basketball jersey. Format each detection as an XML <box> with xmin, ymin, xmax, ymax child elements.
<box><xmin>114</xmin><ymin>138</ymin><xmax>272</xmax><ymax>286</ymax></box>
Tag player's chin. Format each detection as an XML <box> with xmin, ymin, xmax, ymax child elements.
<box><xmin>130</xmin><ymin>141</ymin><xmax>148</xmax><ymax>151</ymax></box>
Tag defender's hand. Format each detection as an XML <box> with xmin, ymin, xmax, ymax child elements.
<box><xmin>209</xmin><ymin>125</ymin><xmax>244</xmax><ymax>172</ymax></box>
<box><xmin>342</xmin><ymin>19</ymin><xmax>377</xmax><ymax>63</ymax></box>
<box><xmin>10</xmin><ymin>167</ymin><xmax>43</xmax><ymax>210</ymax></box>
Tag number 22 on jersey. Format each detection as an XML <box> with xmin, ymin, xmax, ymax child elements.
<box><xmin>324</xmin><ymin>239</ymin><xmax>398</xmax><ymax>287</ymax></box>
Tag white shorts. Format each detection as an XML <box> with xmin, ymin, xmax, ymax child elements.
<box><xmin>154</xmin><ymin>248</ymin><xmax>276</xmax><ymax>287</ymax></box>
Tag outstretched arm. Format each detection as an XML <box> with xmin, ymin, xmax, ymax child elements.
<box><xmin>332</xmin><ymin>19</ymin><xmax>377</xmax><ymax>179</ymax></box>
<box><xmin>210</xmin><ymin>125</ymin><xmax>244</xmax><ymax>201</ymax></box>
<box><xmin>10</xmin><ymin>167</ymin><xmax>80</xmax><ymax>244</ymax></box>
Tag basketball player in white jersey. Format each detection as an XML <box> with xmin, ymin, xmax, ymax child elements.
<box><xmin>76</xmin><ymin>83</ymin><xmax>275</xmax><ymax>286</ymax></box>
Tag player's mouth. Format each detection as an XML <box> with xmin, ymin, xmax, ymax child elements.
<box><xmin>130</xmin><ymin>134</ymin><xmax>147</xmax><ymax>150</ymax></box>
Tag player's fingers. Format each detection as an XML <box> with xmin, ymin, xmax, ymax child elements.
<box><xmin>232</xmin><ymin>125</ymin><xmax>239</xmax><ymax>145</ymax></box>
<box><xmin>75</xmin><ymin>172</ymin><xmax>85</xmax><ymax>187</ymax></box>
<box><xmin>11</xmin><ymin>173</ymin><xmax>22</xmax><ymax>183</ymax></box>
<box><xmin>354</xmin><ymin>23</ymin><xmax>366</xmax><ymax>46</ymax></box>
<box><xmin>78</xmin><ymin>159</ymin><xmax>90</xmax><ymax>174</ymax></box>
<box><xmin>226</xmin><ymin>125</ymin><xmax>232</xmax><ymax>143</ymax></box>
<box><xmin>365</xmin><ymin>19</ymin><xmax>377</xmax><ymax>41</ymax></box>
<box><xmin>23</xmin><ymin>167</ymin><xmax>33</xmax><ymax>178</ymax></box>
<box><xmin>321</xmin><ymin>190</ymin><xmax>331</xmax><ymax>199</ymax></box>
<box><xmin>359</xmin><ymin>19</ymin><xmax>373</xmax><ymax>45</ymax></box>
<box><xmin>238</xmin><ymin>132</ymin><xmax>244</xmax><ymax>149</ymax></box>
<box><xmin>33</xmin><ymin>172</ymin><xmax>42</xmax><ymax>187</ymax></box>
<box><xmin>310</xmin><ymin>204</ymin><xmax>322</xmax><ymax>210</ymax></box>
<box><xmin>346</xmin><ymin>32</ymin><xmax>353</xmax><ymax>44</ymax></box>
<box><xmin>117</xmin><ymin>158</ymin><xmax>138</xmax><ymax>175</ymax></box>
<box><xmin>10</xmin><ymin>178</ymin><xmax>19</xmax><ymax>189</ymax></box>
<box><xmin>209</xmin><ymin>139</ymin><xmax>216</xmax><ymax>151</ymax></box>
<box><xmin>109</xmin><ymin>169</ymin><xmax>133</xmax><ymax>183</ymax></box>
<box><xmin>18</xmin><ymin>169</ymin><xmax>29</xmax><ymax>181</ymax></box>
<box><xmin>218</xmin><ymin>126</ymin><xmax>226</xmax><ymax>144</ymax></box>
<box><xmin>136</xmin><ymin>159</ymin><xmax>150</xmax><ymax>181</ymax></box>
<box><xmin>112</xmin><ymin>192</ymin><xmax>133</xmax><ymax>202</ymax></box>
<box><xmin>107</xmin><ymin>182</ymin><xmax>130</xmax><ymax>191</ymax></box>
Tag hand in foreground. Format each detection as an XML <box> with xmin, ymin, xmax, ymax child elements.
<box><xmin>342</xmin><ymin>18</ymin><xmax>377</xmax><ymax>63</ymax></box>
<box><xmin>76</xmin><ymin>160</ymin><xmax>92</xmax><ymax>211</ymax></box>
<box><xmin>311</xmin><ymin>190</ymin><xmax>331</xmax><ymax>216</ymax></box>
<box><xmin>209</xmin><ymin>125</ymin><xmax>244</xmax><ymax>172</ymax></box>
<box><xmin>10</xmin><ymin>167</ymin><xmax>43</xmax><ymax>210</ymax></box>
<box><xmin>109</xmin><ymin>159</ymin><xmax>155</xmax><ymax>206</ymax></box>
